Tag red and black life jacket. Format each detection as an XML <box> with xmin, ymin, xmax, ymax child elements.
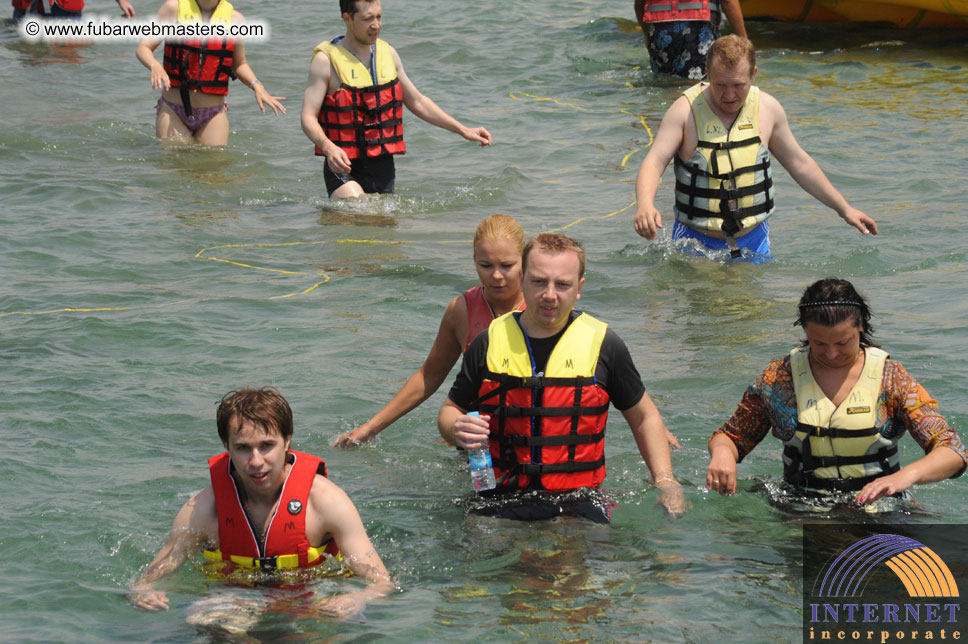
<box><xmin>161</xmin><ymin>0</ymin><xmax>236</xmax><ymax>117</ymax></box>
<box><xmin>469</xmin><ymin>312</ymin><xmax>611</xmax><ymax>492</ymax></box>
<box><xmin>313</xmin><ymin>38</ymin><xmax>405</xmax><ymax>161</ymax></box>
<box><xmin>13</xmin><ymin>0</ymin><xmax>84</xmax><ymax>13</ymax></box>
<box><xmin>642</xmin><ymin>0</ymin><xmax>719</xmax><ymax>23</ymax></box>
<box><xmin>206</xmin><ymin>450</ymin><xmax>339</xmax><ymax>571</ymax></box>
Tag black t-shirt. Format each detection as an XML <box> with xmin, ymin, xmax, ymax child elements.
<box><xmin>447</xmin><ymin>311</ymin><xmax>646</xmax><ymax>412</ymax></box>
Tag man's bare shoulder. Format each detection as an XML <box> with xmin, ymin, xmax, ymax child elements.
<box><xmin>756</xmin><ymin>87</ymin><xmax>783</xmax><ymax>111</ymax></box>
<box><xmin>309</xmin><ymin>472</ymin><xmax>346</xmax><ymax>500</ymax></box>
<box><xmin>310</xmin><ymin>46</ymin><xmax>332</xmax><ymax>67</ymax></box>
<box><xmin>308</xmin><ymin>473</ymin><xmax>360</xmax><ymax>521</ymax></box>
<box><xmin>754</xmin><ymin>88</ymin><xmax>788</xmax><ymax>141</ymax></box>
<box><xmin>189</xmin><ymin>484</ymin><xmax>216</xmax><ymax>508</ymax></box>
<box><xmin>661</xmin><ymin>95</ymin><xmax>693</xmax><ymax>127</ymax></box>
<box><xmin>231</xmin><ymin>9</ymin><xmax>244</xmax><ymax>23</ymax></box>
<box><xmin>182</xmin><ymin>485</ymin><xmax>218</xmax><ymax>533</ymax></box>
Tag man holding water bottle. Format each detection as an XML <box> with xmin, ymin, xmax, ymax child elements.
<box><xmin>438</xmin><ymin>233</ymin><xmax>685</xmax><ymax>522</ymax></box>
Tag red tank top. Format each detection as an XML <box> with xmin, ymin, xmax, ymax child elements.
<box><xmin>462</xmin><ymin>285</ymin><xmax>525</xmax><ymax>352</ymax></box>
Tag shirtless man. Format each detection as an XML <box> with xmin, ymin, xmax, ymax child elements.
<box><xmin>131</xmin><ymin>388</ymin><xmax>393</xmax><ymax>620</ymax></box>
<box><xmin>632</xmin><ymin>35</ymin><xmax>877</xmax><ymax>260</ymax></box>
<box><xmin>301</xmin><ymin>0</ymin><xmax>491</xmax><ymax>199</ymax></box>
<box><xmin>136</xmin><ymin>0</ymin><xmax>285</xmax><ymax>146</ymax></box>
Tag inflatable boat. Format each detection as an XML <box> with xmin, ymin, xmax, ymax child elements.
<box><xmin>740</xmin><ymin>0</ymin><xmax>968</xmax><ymax>28</ymax></box>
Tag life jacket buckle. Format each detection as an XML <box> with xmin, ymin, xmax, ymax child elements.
<box><xmin>254</xmin><ymin>555</ymin><xmax>278</xmax><ymax>571</ymax></box>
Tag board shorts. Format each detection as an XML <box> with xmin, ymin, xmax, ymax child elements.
<box><xmin>323</xmin><ymin>155</ymin><xmax>396</xmax><ymax>197</ymax></box>
<box><xmin>647</xmin><ymin>19</ymin><xmax>719</xmax><ymax>80</ymax></box>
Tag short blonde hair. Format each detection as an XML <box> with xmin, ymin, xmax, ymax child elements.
<box><xmin>522</xmin><ymin>233</ymin><xmax>586</xmax><ymax>278</ymax></box>
<box><xmin>707</xmin><ymin>34</ymin><xmax>756</xmax><ymax>75</ymax></box>
<box><xmin>473</xmin><ymin>214</ymin><xmax>526</xmax><ymax>256</ymax></box>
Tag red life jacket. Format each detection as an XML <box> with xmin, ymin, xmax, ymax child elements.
<box><xmin>207</xmin><ymin>450</ymin><xmax>339</xmax><ymax>571</ymax></box>
<box><xmin>162</xmin><ymin>0</ymin><xmax>236</xmax><ymax>117</ymax></box>
<box><xmin>163</xmin><ymin>39</ymin><xmax>235</xmax><ymax>96</ymax></box>
<box><xmin>313</xmin><ymin>38</ymin><xmax>405</xmax><ymax>161</ymax></box>
<box><xmin>642</xmin><ymin>0</ymin><xmax>718</xmax><ymax>23</ymax></box>
<box><xmin>462</xmin><ymin>285</ymin><xmax>526</xmax><ymax>353</ymax></box>
<box><xmin>163</xmin><ymin>37</ymin><xmax>236</xmax><ymax>118</ymax></box>
<box><xmin>52</xmin><ymin>0</ymin><xmax>83</xmax><ymax>11</ymax></box>
<box><xmin>12</xmin><ymin>0</ymin><xmax>82</xmax><ymax>13</ymax></box>
<box><xmin>469</xmin><ymin>312</ymin><xmax>610</xmax><ymax>492</ymax></box>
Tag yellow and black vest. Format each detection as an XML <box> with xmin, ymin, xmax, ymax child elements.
<box><xmin>673</xmin><ymin>83</ymin><xmax>774</xmax><ymax>236</ymax></box>
<box><xmin>782</xmin><ymin>346</ymin><xmax>900</xmax><ymax>492</ymax></box>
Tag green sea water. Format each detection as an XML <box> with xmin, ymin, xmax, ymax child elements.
<box><xmin>1</xmin><ymin>1</ymin><xmax>967</xmax><ymax>642</ymax></box>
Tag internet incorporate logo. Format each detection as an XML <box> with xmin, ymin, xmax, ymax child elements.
<box><xmin>815</xmin><ymin>534</ymin><xmax>959</xmax><ymax>599</ymax></box>
<box><xmin>803</xmin><ymin>527</ymin><xmax>965</xmax><ymax>644</ymax></box>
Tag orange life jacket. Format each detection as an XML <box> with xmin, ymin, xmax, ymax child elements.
<box><xmin>470</xmin><ymin>312</ymin><xmax>610</xmax><ymax>492</ymax></box>
<box><xmin>642</xmin><ymin>0</ymin><xmax>719</xmax><ymax>23</ymax></box>
<box><xmin>13</xmin><ymin>0</ymin><xmax>82</xmax><ymax>13</ymax></box>
<box><xmin>162</xmin><ymin>0</ymin><xmax>236</xmax><ymax>117</ymax></box>
<box><xmin>207</xmin><ymin>450</ymin><xmax>339</xmax><ymax>571</ymax></box>
<box><xmin>313</xmin><ymin>38</ymin><xmax>405</xmax><ymax>161</ymax></box>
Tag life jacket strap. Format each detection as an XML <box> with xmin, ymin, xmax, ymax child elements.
<box><xmin>479</xmin><ymin>403</ymin><xmax>609</xmax><ymax>418</ymax></box>
<box><xmin>499</xmin><ymin>430</ymin><xmax>606</xmax><ymax>447</ymax></box>
<box><xmin>470</xmin><ymin>372</ymin><xmax>599</xmax><ymax>410</ymax></box>
<box><xmin>493</xmin><ymin>458</ymin><xmax>606</xmax><ymax>476</ymax></box>
<box><xmin>782</xmin><ymin>443</ymin><xmax>900</xmax><ymax>491</ymax></box>
<box><xmin>201</xmin><ymin>546</ymin><xmax>325</xmax><ymax>570</ymax></box>
<box><xmin>796</xmin><ymin>423</ymin><xmax>881</xmax><ymax>439</ymax></box>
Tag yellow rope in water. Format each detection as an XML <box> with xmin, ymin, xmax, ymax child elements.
<box><xmin>6</xmin><ymin>84</ymin><xmax>654</xmax><ymax>317</ymax></box>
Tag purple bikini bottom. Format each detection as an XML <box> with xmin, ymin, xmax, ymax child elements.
<box><xmin>156</xmin><ymin>96</ymin><xmax>228</xmax><ymax>134</ymax></box>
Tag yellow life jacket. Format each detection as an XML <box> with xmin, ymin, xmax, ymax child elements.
<box><xmin>176</xmin><ymin>0</ymin><xmax>233</xmax><ymax>23</ymax></box>
<box><xmin>782</xmin><ymin>346</ymin><xmax>900</xmax><ymax>492</ymax></box>
<box><xmin>313</xmin><ymin>38</ymin><xmax>398</xmax><ymax>88</ymax></box>
<box><xmin>472</xmin><ymin>312</ymin><xmax>611</xmax><ymax>491</ymax></box>
<box><xmin>673</xmin><ymin>83</ymin><xmax>775</xmax><ymax>236</ymax></box>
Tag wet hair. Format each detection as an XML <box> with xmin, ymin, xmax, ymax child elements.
<box><xmin>521</xmin><ymin>233</ymin><xmax>587</xmax><ymax>279</ymax></box>
<box><xmin>473</xmin><ymin>214</ymin><xmax>526</xmax><ymax>257</ymax></box>
<box><xmin>794</xmin><ymin>277</ymin><xmax>877</xmax><ymax>348</ymax></box>
<box><xmin>216</xmin><ymin>387</ymin><xmax>294</xmax><ymax>445</ymax></box>
<box><xmin>706</xmin><ymin>34</ymin><xmax>756</xmax><ymax>76</ymax></box>
<box><xmin>340</xmin><ymin>0</ymin><xmax>370</xmax><ymax>16</ymax></box>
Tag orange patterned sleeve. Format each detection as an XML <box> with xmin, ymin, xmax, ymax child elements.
<box><xmin>882</xmin><ymin>359</ymin><xmax>968</xmax><ymax>474</ymax></box>
<box><xmin>712</xmin><ymin>357</ymin><xmax>799</xmax><ymax>462</ymax></box>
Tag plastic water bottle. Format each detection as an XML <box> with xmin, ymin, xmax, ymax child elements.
<box><xmin>466</xmin><ymin>411</ymin><xmax>496</xmax><ymax>492</ymax></box>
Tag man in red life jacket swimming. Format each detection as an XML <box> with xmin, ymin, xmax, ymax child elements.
<box><xmin>130</xmin><ymin>388</ymin><xmax>393</xmax><ymax>620</ymax></box>
<box><xmin>438</xmin><ymin>234</ymin><xmax>686</xmax><ymax>523</ymax></box>
<box><xmin>300</xmin><ymin>0</ymin><xmax>492</xmax><ymax>199</ymax></box>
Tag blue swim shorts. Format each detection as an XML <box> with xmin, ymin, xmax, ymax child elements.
<box><xmin>671</xmin><ymin>219</ymin><xmax>772</xmax><ymax>263</ymax></box>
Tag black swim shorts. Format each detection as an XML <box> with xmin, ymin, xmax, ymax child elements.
<box><xmin>323</xmin><ymin>154</ymin><xmax>396</xmax><ymax>196</ymax></box>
